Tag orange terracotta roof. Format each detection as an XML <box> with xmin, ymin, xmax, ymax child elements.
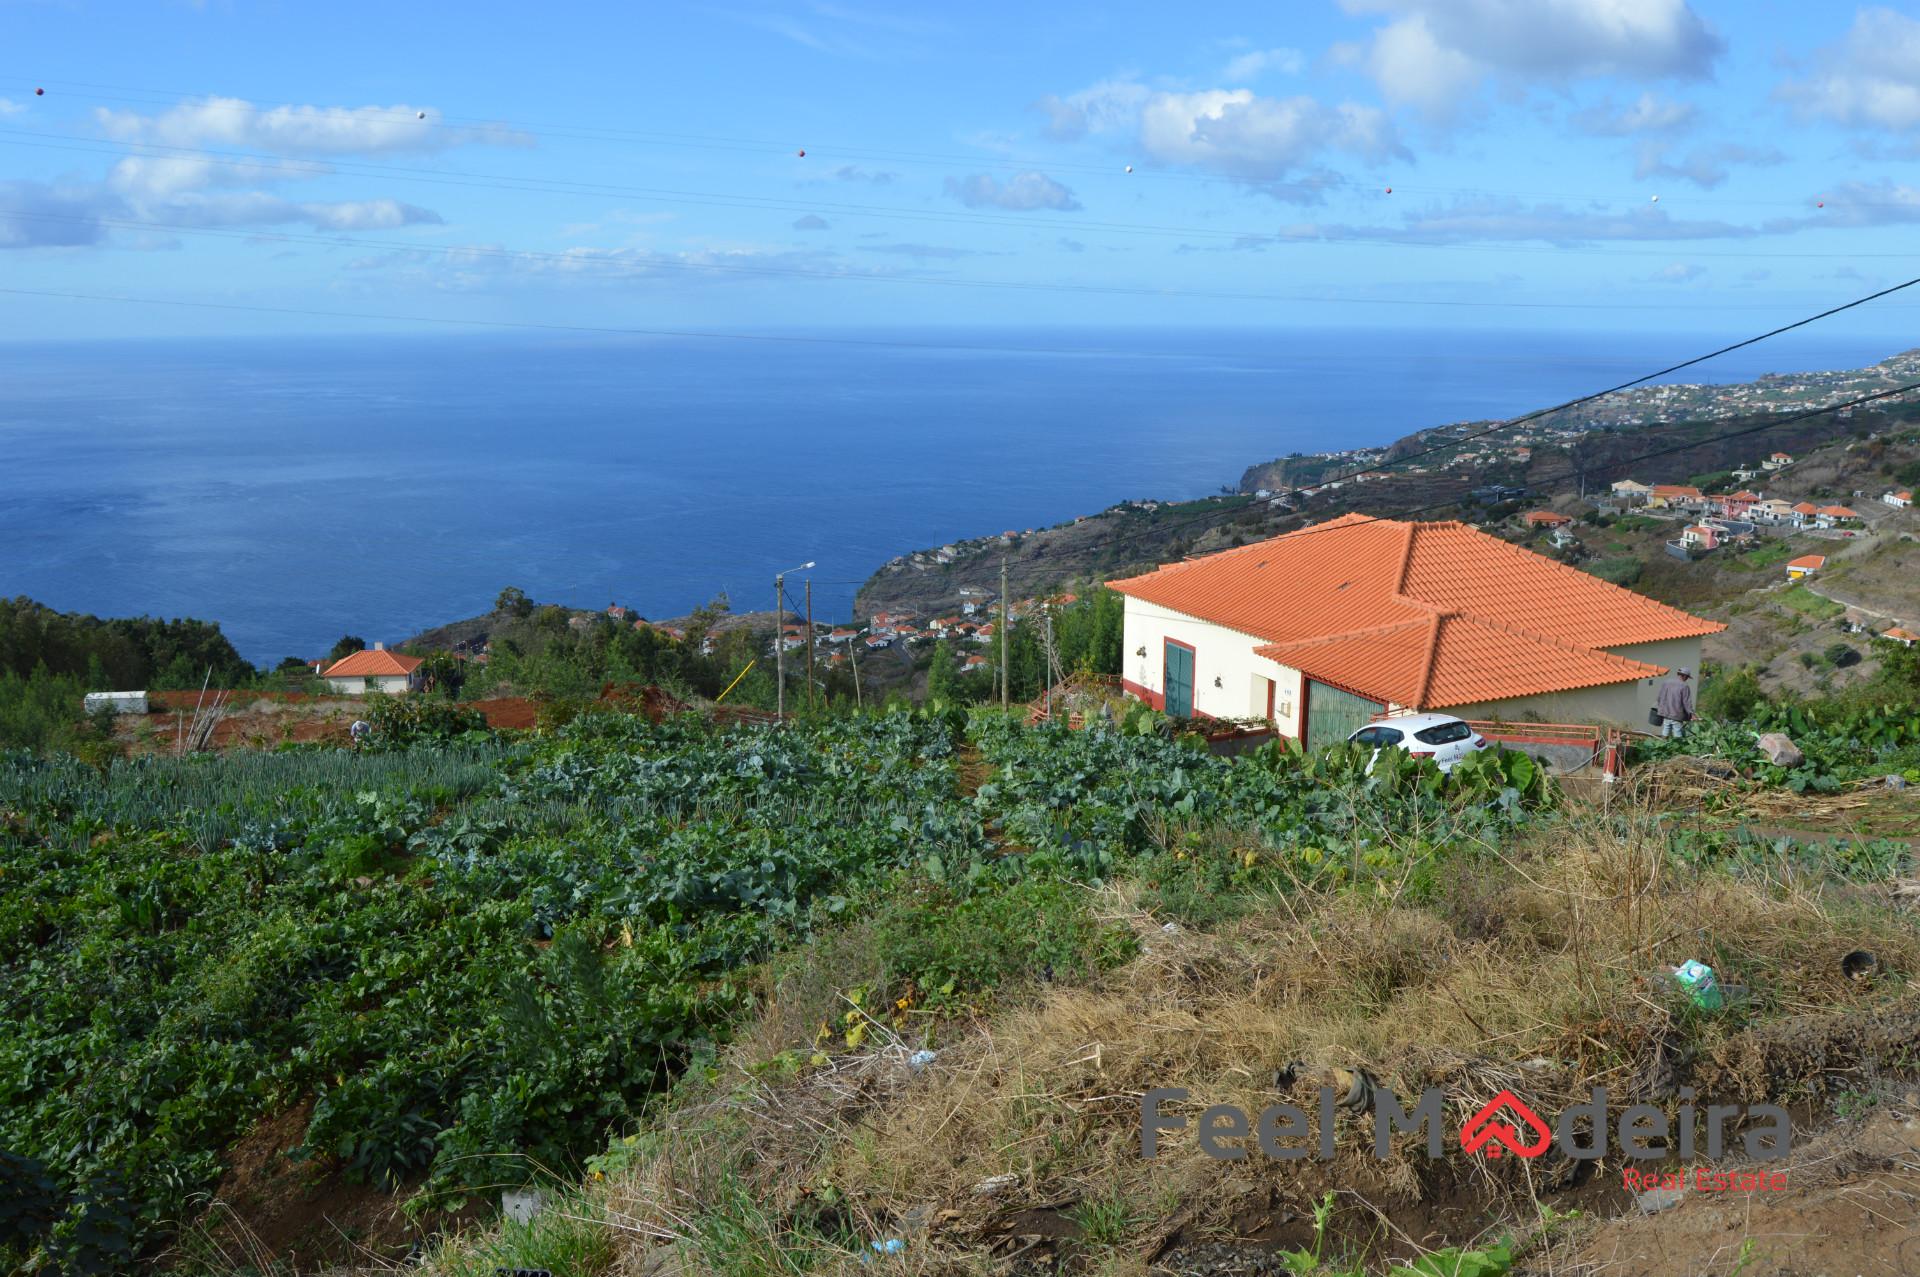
<box><xmin>1792</xmin><ymin>502</ymin><xmax>1819</xmax><ymax>514</ymax></box>
<box><xmin>1882</xmin><ymin>627</ymin><xmax>1920</xmax><ymax>642</ymax></box>
<box><xmin>322</xmin><ymin>649</ymin><xmax>423</xmax><ymax>678</ymax></box>
<box><xmin>1818</xmin><ymin>505</ymin><xmax>1859</xmax><ymax>517</ymax></box>
<box><xmin>1787</xmin><ymin>554</ymin><xmax>1826</xmax><ymax>570</ymax></box>
<box><xmin>1107</xmin><ymin>514</ymin><xmax>1720</xmax><ymax>710</ymax></box>
<box><xmin>1652</xmin><ymin>484</ymin><xmax>1703</xmax><ymax>498</ymax></box>
<box><xmin>1523</xmin><ymin>510</ymin><xmax>1571</xmax><ymax>525</ymax></box>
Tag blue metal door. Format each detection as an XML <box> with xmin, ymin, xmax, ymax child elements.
<box><xmin>1164</xmin><ymin>641</ymin><xmax>1194</xmax><ymax>718</ymax></box>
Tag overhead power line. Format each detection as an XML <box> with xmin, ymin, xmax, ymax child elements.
<box><xmin>0</xmin><ymin>128</ymin><xmax>1905</xmax><ymax>260</ymax></box>
<box><xmin>975</xmin><ymin>274</ymin><xmax>1920</xmax><ymax>573</ymax></box>
<box><xmin>4</xmin><ymin>73</ymin><xmax>1881</xmax><ymax>212</ymax></box>
<box><xmin>8</xmin><ymin>210</ymin><xmax>1902</xmax><ymax>314</ymax></box>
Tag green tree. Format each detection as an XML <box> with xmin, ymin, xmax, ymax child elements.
<box><xmin>328</xmin><ymin>635</ymin><xmax>367</xmax><ymax>662</ymax></box>
<box><xmin>495</xmin><ymin>586</ymin><xmax>534</xmax><ymax>619</ymax></box>
<box><xmin>924</xmin><ymin>639</ymin><xmax>959</xmax><ymax>705</ymax></box>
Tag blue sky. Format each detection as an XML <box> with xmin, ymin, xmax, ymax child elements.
<box><xmin>6</xmin><ymin>0</ymin><xmax>1920</xmax><ymax>341</ymax></box>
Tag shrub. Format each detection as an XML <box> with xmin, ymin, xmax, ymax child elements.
<box><xmin>366</xmin><ymin>693</ymin><xmax>487</xmax><ymax>744</ymax></box>
<box><xmin>1699</xmin><ymin>667</ymin><xmax>1765</xmax><ymax>721</ymax></box>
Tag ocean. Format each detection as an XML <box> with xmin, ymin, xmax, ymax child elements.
<box><xmin>1</xmin><ymin>325</ymin><xmax>1906</xmax><ymax>665</ymax></box>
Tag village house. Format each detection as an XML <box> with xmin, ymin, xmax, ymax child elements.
<box><xmin>1713</xmin><ymin>491</ymin><xmax>1762</xmax><ymax>519</ymax></box>
<box><xmin>1790</xmin><ymin>501</ymin><xmax>1819</xmax><ymax>527</ymax></box>
<box><xmin>1885</xmin><ymin>490</ymin><xmax>1914</xmax><ymax>509</ymax></box>
<box><xmin>1881</xmin><ymin>627</ymin><xmax>1919</xmax><ymax>647</ymax></box>
<box><xmin>1785</xmin><ymin>554</ymin><xmax>1826</xmax><ymax>580</ymax></box>
<box><xmin>970</xmin><ymin>623</ymin><xmax>996</xmax><ymax>644</ymax></box>
<box><xmin>1680</xmin><ymin>524</ymin><xmax>1721</xmax><ymax>552</ymax></box>
<box><xmin>1814</xmin><ymin>505</ymin><xmax>1861</xmax><ymax>529</ymax></box>
<box><xmin>320</xmin><ymin>644</ymin><xmax>424</xmax><ymax>695</ymax></box>
<box><xmin>1764</xmin><ymin>451</ymin><xmax>1794</xmax><ymax>470</ymax></box>
<box><xmin>1608</xmin><ymin>479</ymin><xmax>1654</xmax><ymax>504</ymax></box>
<box><xmin>1523</xmin><ymin>510</ymin><xmax>1571</xmax><ymax>528</ymax></box>
<box><xmin>863</xmin><ymin>634</ymin><xmax>893</xmax><ymax>650</ymax></box>
<box><xmin>1109</xmin><ymin>514</ymin><xmax>1722</xmax><ymax>744</ymax></box>
<box><xmin>1749</xmin><ymin>498</ymin><xmax>1798</xmax><ymax>523</ymax></box>
<box><xmin>1648</xmin><ymin>484</ymin><xmax>1704</xmax><ymax>510</ymax></box>
<box><xmin>961</xmin><ymin>654</ymin><xmax>991</xmax><ymax>674</ymax></box>
<box><xmin>827</xmin><ymin>627</ymin><xmax>857</xmax><ymax>645</ymax></box>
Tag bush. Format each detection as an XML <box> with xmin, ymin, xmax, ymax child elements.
<box><xmin>1825</xmin><ymin>641</ymin><xmax>1862</xmax><ymax>669</ymax></box>
<box><xmin>1586</xmin><ymin>556</ymin><xmax>1643</xmax><ymax>587</ymax></box>
<box><xmin>365</xmin><ymin>693</ymin><xmax>487</xmax><ymax>744</ymax></box>
<box><xmin>870</xmin><ymin>878</ymin><xmax>1135</xmax><ymax>1008</ymax></box>
<box><xmin>1699</xmin><ymin>667</ymin><xmax>1765</xmax><ymax>721</ymax></box>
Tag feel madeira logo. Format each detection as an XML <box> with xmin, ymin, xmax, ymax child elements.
<box><xmin>1141</xmin><ymin>1083</ymin><xmax>1792</xmax><ymax>1194</ymax></box>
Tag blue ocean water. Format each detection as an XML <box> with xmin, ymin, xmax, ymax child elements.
<box><xmin>1</xmin><ymin>326</ymin><xmax>1905</xmax><ymax>664</ymax></box>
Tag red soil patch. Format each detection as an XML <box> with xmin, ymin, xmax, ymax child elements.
<box><xmin>476</xmin><ymin>697</ymin><xmax>538</xmax><ymax>729</ymax></box>
<box><xmin>193</xmin><ymin>1100</ymin><xmax>456</xmax><ymax>1271</ymax></box>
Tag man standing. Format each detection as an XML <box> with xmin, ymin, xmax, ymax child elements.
<box><xmin>1656</xmin><ymin>668</ymin><xmax>1694</xmax><ymax>738</ymax></box>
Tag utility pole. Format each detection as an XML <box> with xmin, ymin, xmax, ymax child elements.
<box><xmin>805</xmin><ymin>579</ymin><xmax>816</xmax><ymax>713</ymax></box>
<box><xmin>848</xmin><ymin>630</ymin><xmax>862</xmax><ymax>709</ymax></box>
<box><xmin>1000</xmin><ymin>559</ymin><xmax>1010</xmax><ymax>710</ymax></box>
<box><xmin>774</xmin><ymin>561</ymin><xmax>815</xmax><ymax>720</ymax></box>
<box><xmin>1044</xmin><ymin>609</ymin><xmax>1055</xmax><ymax>722</ymax></box>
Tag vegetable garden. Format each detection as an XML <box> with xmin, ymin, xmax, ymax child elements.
<box><xmin>0</xmin><ymin>709</ymin><xmax>1564</xmax><ymax>1269</ymax></box>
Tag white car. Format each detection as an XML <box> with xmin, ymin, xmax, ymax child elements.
<box><xmin>1347</xmin><ymin>713</ymin><xmax>1490</xmax><ymax>773</ymax></box>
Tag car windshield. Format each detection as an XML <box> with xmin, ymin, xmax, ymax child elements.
<box><xmin>1375</xmin><ymin>727</ymin><xmax>1404</xmax><ymax>746</ymax></box>
<box><xmin>1414</xmin><ymin>721</ymin><xmax>1473</xmax><ymax>745</ymax></box>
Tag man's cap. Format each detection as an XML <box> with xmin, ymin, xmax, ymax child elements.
<box><xmin>1677</xmin><ymin>667</ymin><xmax>1692</xmax><ymax>676</ymax></box>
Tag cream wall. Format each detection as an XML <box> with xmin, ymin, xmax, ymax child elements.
<box><xmin>1444</xmin><ymin>636</ymin><xmax>1700</xmax><ymax>727</ymax></box>
<box><xmin>1124</xmin><ymin>596</ymin><xmax>1704</xmax><ymax>733</ymax></box>
<box><xmin>1120</xmin><ymin>596</ymin><xmax>1303</xmax><ymax>733</ymax></box>
<box><xmin>324</xmin><ymin>674</ymin><xmax>415</xmax><ymax>695</ymax></box>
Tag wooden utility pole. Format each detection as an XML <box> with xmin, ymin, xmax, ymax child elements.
<box><xmin>774</xmin><ymin>573</ymin><xmax>786</xmax><ymax>718</ymax></box>
<box><xmin>848</xmin><ymin>632</ymin><xmax>862</xmax><ymax>709</ymax></box>
<box><xmin>805</xmin><ymin>579</ymin><xmax>816</xmax><ymax>712</ymax></box>
<box><xmin>1000</xmin><ymin>559</ymin><xmax>1010</xmax><ymax>710</ymax></box>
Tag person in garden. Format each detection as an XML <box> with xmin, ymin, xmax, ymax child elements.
<box><xmin>1655</xmin><ymin>668</ymin><xmax>1694</xmax><ymax>738</ymax></box>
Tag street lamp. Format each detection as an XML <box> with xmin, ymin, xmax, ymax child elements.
<box><xmin>775</xmin><ymin>561</ymin><xmax>815</xmax><ymax>718</ymax></box>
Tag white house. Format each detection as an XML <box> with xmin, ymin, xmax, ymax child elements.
<box><xmin>320</xmin><ymin>645</ymin><xmax>424</xmax><ymax>695</ymax></box>
<box><xmin>1764</xmin><ymin>452</ymin><xmax>1794</xmax><ymax>470</ymax></box>
<box><xmin>1609</xmin><ymin>479</ymin><xmax>1654</xmax><ymax>503</ymax></box>
<box><xmin>1885</xmin><ymin>490</ymin><xmax>1913</xmax><ymax>509</ymax></box>
<box><xmin>1107</xmin><ymin>514</ymin><xmax>1722</xmax><ymax>745</ymax></box>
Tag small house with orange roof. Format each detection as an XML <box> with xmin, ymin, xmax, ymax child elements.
<box><xmin>1815</xmin><ymin>505</ymin><xmax>1861</xmax><ymax>528</ymax></box>
<box><xmin>1880</xmin><ymin>627</ymin><xmax>1919</xmax><ymax>647</ymax></box>
<box><xmin>1107</xmin><ymin>514</ymin><xmax>1722</xmax><ymax>744</ymax></box>
<box><xmin>1884</xmin><ymin>490</ymin><xmax>1913</xmax><ymax>509</ymax></box>
<box><xmin>1648</xmin><ymin>484</ymin><xmax>1704</xmax><ymax>510</ymax></box>
<box><xmin>1523</xmin><ymin>510</ymin><xmax>1571</xmax><ymax>528</ymax></box>
<box><xmin>1764</xmin><ymin>451</ymin><xmax>1794</xmax><ymax>470</ymax></box>
<box><xmin>1785</xmin><ymin>554</ymin><xmax>1826</xmax><ymax>580</ymax></box>
<box><xmin>320</xmin><ymin>644</ymin><xmax>424</xmax><ymax>695</ymax></box>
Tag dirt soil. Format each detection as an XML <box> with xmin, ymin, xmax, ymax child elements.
<box><xmin>1538</xmin><ymin>1100</ymin><xmax>1920</xmax><ymax>1276</ymax></box>
<box><xmin>187</xmin><ymin>1101</ymin><xmax>462</xmax><ymax>1272</ymax></box>
<box><xmin>116</xmin><ymin>693</ymin><xmax>550</xmax><ymax>751</ymax></box>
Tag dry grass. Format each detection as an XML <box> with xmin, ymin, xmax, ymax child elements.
<box><xmin>420</xmin><ymin>809</ymin><xmax>1920</xmax><ymax>1277</ymax></box>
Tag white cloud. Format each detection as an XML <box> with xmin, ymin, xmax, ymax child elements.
<box><xmin>1633</xmin><ymin>141</ymin><xmax>1784</xmax><ymax>188</ymax></box>
<box><xmin>1221</xmin><ymin>47</ymin><xmax>1305</xmax><ymax>81</ymax></box>
<box><xmin>96</xmin><ymin>96</ymin><xmax>528</xmax><ymax>155</ymax></box>
<box><xmin>0</xmin><ymin>98</ymin><xmax>25</xmax><ymax>118</ymax></box>
<box><xmin>1573</xmin><ymin>91</ymin><xmax>1697</xmax><ymax>135</ymax></box>
<box><xmin>144</xmin><ymin>192</ymin><xmax>442</xmax><ymax>231</ymax></box>
<box><xmin>1137</xmin><ymin>89</ymin><xmax>1406</xmax><ymax>185</ymax></box>
<box><xmin>1649</xmin><ymin>261</ymin><xmax>1705</xmax><ymax>283</ymax></box>
<box><xmin>0</xmin><ymin>180</ymin><xmax>113</xmax><ymax>248</ymax></box>
<box><xmin>1763</xmin><ymin>179</ymin><xmax>1920</xmax><ymax>230</ymax></box>
<box><xmin>792</xmin><ymin>214</ymin><xmax>831</xmax><ymax>230</ymax></box>
<box><xmin>943</xmin><ymin>171</ymin><xmax>1081</xmax><ymax>211</ymax></box>
<box><xmin>1035</xmin><ymin>80</ymin><xmax>1153</xmax><ymax>141</ymax></box>
<box><xmin>1040</xmin><ymin>79</ymin><xmax>1405</xmax><ymax>197</ymax></box>
<box><xmin>1341</xmin><ymin>0</ymin><xmax>1723</xmax><ymax>113</ymax></box>
<box><xmin>1779</xmin><ymin>8</ymin><xmax>1920</xmax><ymax>131</ymax></box>
<box><xmin>1302</xmin><ymin>196</ymin><xmax>1754</xmax><ymax>244</ymax></box>
<box><xmin>828</xmin><ymin>164</ymin><xmax>895</xmax><ymax>184</ymax></box>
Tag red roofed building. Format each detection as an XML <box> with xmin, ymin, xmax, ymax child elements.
<box><xmin>320</xmin><ymin>645</ymin><xmax>425</xmax><ymax>695</ymax></box>
<box><xmin>1523</xmin><ymin>510</ymin><xmax>1571</xmax><ymax>527</ymax></box>
<box><xmin>1107</xmin><ymin>514</ymin><xmax>1722</xmax><ymax>744</ymax></box>
<box><xmin>1649</xmin><ymin>484</ymin><xmax>1704</xmax><ymax>509</ymax></box>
